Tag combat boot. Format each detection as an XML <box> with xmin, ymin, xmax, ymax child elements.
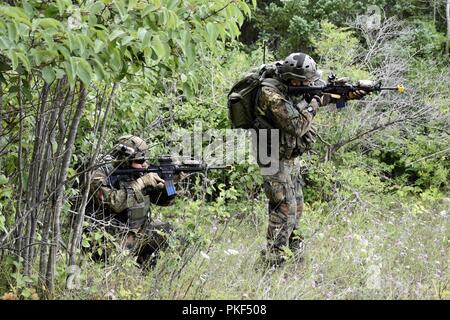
<box><xmin>288</xmin><ymin>234</ymin><xmax>305</xmax><ymax>261</ymax></box>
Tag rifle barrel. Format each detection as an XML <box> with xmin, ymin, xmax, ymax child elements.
<box><xmin>379</xmin><ymin>84</ymin><xmax>405</xmax><ymax>93</ymax></box>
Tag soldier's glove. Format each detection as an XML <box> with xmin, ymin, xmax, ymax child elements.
<box><xmin>131</xmin><ymin>173</ymin><xmax>165</xmax><ymax>191</ymax></box>
<box><xmin>307</xmin><ymin>95</ymin><xmax>322</xmax><ymax>115</ymax></box>
<box><xmin>347</xmin><ymin>89</ymin><xmax>369</xmax><ymax>100</ymax></box>
<box><xmin>319</xmin><ymin>93</ymin><xmax>333</xmax><ymax>106</ymax></box>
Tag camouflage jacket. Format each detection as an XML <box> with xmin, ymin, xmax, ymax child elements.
<box><xmin>255</xmin><ymin>80</ymin><xmax>318</xmax><ymax>160</ymax></box>
<box><xmin>89</xmin><ymin>161</ymin><xmax>150</xmax><ymax>229</ymax></box>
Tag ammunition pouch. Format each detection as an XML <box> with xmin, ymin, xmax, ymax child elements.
<box><xmin>125</xmin><ymin>187</ymin><xmax>149</xmax><ymax>230</ymax></box>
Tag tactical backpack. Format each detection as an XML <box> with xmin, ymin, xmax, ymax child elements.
<box><xmin>227</xmin><ymin>64</ymin><xmax>281</xmax><ymax>129</ymax></box>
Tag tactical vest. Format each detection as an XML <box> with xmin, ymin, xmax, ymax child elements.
<box><xmin>103</xmin><ymin>164</ymin><xmax>151</xmax><ymax>231</ymax></box>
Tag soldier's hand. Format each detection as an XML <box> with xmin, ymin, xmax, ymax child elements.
<box><xmin>348</xmin><ymin>89</ymin><xmax>369</xmax><ymax>100</ymax></box>
<box><xmin>319</xmin><ymin>93</ymin><xmax>333</xmax><ymax>106</ymax></box>
<box><xmin>308</xmin><ymin>95</ymin><xmax>322</xmax><ymax>114</ymax></box>
<box><xmin>133</xmin><ymin>173</ymin><xmax>165</xmax><ymax>190</ymax></box>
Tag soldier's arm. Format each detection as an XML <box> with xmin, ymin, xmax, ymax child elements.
<box><xmin>90</xmin><ymin>170</ymin><xmax>146</xmax><ymax>214</ymax></box>
<box><xmin>259</xmin><ymin>86</ymin><xmax>315</xmax><ymax>138</ymax></box>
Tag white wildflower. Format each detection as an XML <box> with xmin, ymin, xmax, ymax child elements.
<box><xmin>224</xmin><ymin>249</ymin><xmax>239</xmax><ymax>255</ymax></box>
<box><xmin>200</xmin><ymin>251</ymin><xmax>210</xmax><ymax>260</ymax></box>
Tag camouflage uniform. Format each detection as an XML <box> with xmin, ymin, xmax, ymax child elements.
<box><xmin>255</xmin><ymin>81</ymin><xmax>317</xmax><ymax>262</ymax></box>
<box><xmin>87</xmin><ymin>159</ymin><xmax>172</xmax><ymax>268</ymax></box>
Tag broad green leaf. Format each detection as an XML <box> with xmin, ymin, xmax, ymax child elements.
<box><xmin>179</xmin><ymin>30</ymin><xmax>195</xmax><ymax>65</ymax></box>
<box><xmin>128</xmin><ymin>0</ymin><xmax>138</xmax><ymax>11</ymax></box>
<box><xmin>63</xmin><ymin>57</ymin><xmax>76</xmax><ymax>88</ymax></box>
<box><xmin>75</xmin><ymin>57</ymin><xmax>93</xmax><ymax>85</ymax></box>
<box><xmin>143</xmin><ymin>31</ymin><xmax>152</xmax><ymax>49</ymax></box>
<box><xmin>67</xmin><ymin>32</ymin><xmax>76</xmax><ymax>52</ymax></box>
<box><xmin>0</xmin><ymin>36</ymin><xmax>11</xmax><ymax>50</ymax></box>
<box><xmin>41</xmin><ymin>66</ymin><xmax>56</xmax><ymax>83</ymax></box>
<box><xmin>0</xmin><ymin>215</ymin><xmax>6</xmax><ymax>233</ymax></box>
<box><xmin>94</xmin><ymin>28</ymin><xmax>108</xmax><ymax>42</ymax></box>
<box><xmin>55</xmin><ymin>68</ymin><xmax>65</xmax><ymax>80</ymax></box>
<box><xmin>56</xmin><ymin>45</ymin><xmax>70</xmax><ymax>61</ymax></box>
<box><xmin>93</xmin><ymin>39</ymin><xmax>104</xmax><ymax>53</ymax></box>
<box><xmin>0</xmin><ymin>174</ymin><xmax>8</xmax><ymax>185</ymax></box>
<box><xmin>109</xmin><ymin>29</ymin><xmax>127</xmax><ymax>42</ymax></box>
<box><xmin>37</xmin><ymin>18</ymin><xmax>63</xmax><ymax>30</ymax></box>
<box><xmin>10</xmin><ymin>50</ymin><xmax>18</xmax><ymax>70</ymax></box>
<box><xmin>89</xmin><ymin>1</ymin><xmax>105</xmax><ymax>15</ymax></box>
<box><xmin>16</xmin><ymin>52</ymin><xmax>30</xmax><ymax>73</ymax></box>
<box><xmin>166</xmin><ymin>10</ymin><xmax>180</xmax><ymax>29</ymax></box>
<box><xmin>228</xmin><ymin>21</ymin><xmax>240</xmax><ymax>38</ymax></box>
<box><xmin>82</xmin><ymin>239</ymin><xmax>90</xmax><ymax>248</ymax></box>
<box><xmin>166</xmin><ymin>0</ymin><xmax>180</xmax><ymax>10</ymax></box>
<box><xmin>159</xmin><ymin>8</ymin><xmax>168</xmax><ymax>26</ymax></box>
<box><xmin>206</xmin><ymin>22</ymin><xmax>219</xmax><ymax>45</ymax></box>
<box><xmin>151</xmin><ymin>35</ymin><xmax>166</xmax><ymax>60</ymax></box>
<box><xmin>143</xmin><ymin>47</ymin><xmax>153</xmax><ymax>64</ymax></box>
<box><xmin>0</xmin><ymin>6</ymin><xmax>31</xmax><ymax>26</ymax></box>
<box><xmin>142</xmin><ymin>4</ymin><xmax>158</xmax><ymax>17</ymax></box>
<box><xmin>94</xmin><ymin>232</ymin><xmax>103</xmax><ymax>241</ymax></box>
<box><xmin>121</xmin><ymin>35</ymin><xmax>134</xmax><ymax>46</ymax></box>
<box><xmin>22</xmin><ymin>0</ymin><xmax>34</xmax><ymax>17</ymax></box>
<box><xmin>113</xmin><ymin>0</ymin><xmax>128</xmax><ymax>21</ymax></box>
<box><xmin>137</xmin><ymin>28</ymin><xmax>147</xmax><ymax>41</ymax></box>
<box><xmin>91</xmin><ymin>58</ymin><xmax>107</xmax><ymax>81</ymax></box>
<box><xmin>179</xmin><ymin>29</ymin><xmax>190</xmax><ymax>54</ymax></box>
<box><xmin>79</xmin><ymin>34</ymin><xmax>94</xmax><ymax>52</ymax></box>
<box><xmin>239</xmin><ymin>2</ymin><xmax>252</xmax><ymax>18</ymax></box>
<box><xmin>17</xmin><ymin>23</ymin><xmax>30</xmax><ymax>37</ymax></box>
<box><xmin>109</xmin><ymin>48</ymin><xmax>123</xmax><ymax>73</ymax></box>
<box><xmin>234</xmin><ymin>7</ymin><xmax>245</xmax><ymax>26</ymax></box>
<box><xmin>76</xmin><ymin>34</ymin><xmax>86</xmax><ymax>57</ymax></box>
<box><xmin>216</xmin><ymin>24</ymin><xmax>226</xmax><ymax>41</ymax></box>
<box><xmin>55</xmin><ymin>0</ymin><xmax>71</xmax><ymax>15</ymax></box>
<box><xmin>7</xmin><ymin>22</ymin><xmax>18</xmax><ymax>43</ymax></box>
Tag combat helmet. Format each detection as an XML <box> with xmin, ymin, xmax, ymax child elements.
<box><xmin>277</xmin><ymin>52</ymin><xmax>320</xmax><ymax>82</ymax></box>
<box><xmin>113</xmin><ymin>134</ymin><xmax>148</xmax><ymax>162</ymax></box>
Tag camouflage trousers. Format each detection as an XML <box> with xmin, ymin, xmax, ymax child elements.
<box><xmin>121</xmin><ymin>219</ymin><xmax>173</xmax><ymax>268</ymax></box>
<box><xmin>262</xmin><ymin>158</ymin><xmax>304</xmax><ymax>257</ymax></box>
<box><xmin>86</xmin><ymin>216</ymin><xmax>172</xmax><ymax>269</ymax></box>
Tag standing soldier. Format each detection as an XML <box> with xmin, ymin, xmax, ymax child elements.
<box><xmin>251</xmin><ymin>53</ymin><xmax>368</xmax><ymax>266</ymax></box>
<box><xmin>87</xmin><ymin>134</ymin><xmax>173</xmax><ymax>268</ymax></box>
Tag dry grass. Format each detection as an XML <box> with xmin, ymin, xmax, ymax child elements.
<box><xmin>55</xmin><ymin>193</ymin><xmax>449</xmax><ymax>300</ymax></box>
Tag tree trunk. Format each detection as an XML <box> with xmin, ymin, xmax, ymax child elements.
<box><xmin>46</xmin><ymin>83</ymin><xmax>87</xmax><ymax>295</ymax></box>
<box><xmin>68</xmin><ymin>83</ymin><xmax>117</xmax><ymax>268</ymax></box>
<box><xmin>37</xmin><ymin>79</ymin><xmax>68</xmax><ymax>286</ymax></box>
<box><xmin>24</xmin><ymin>83</ymin><xmax>50</xmax><ymax>276</ymax></box>
<box><xmin>14</xmin><ymin>77</ymin><xmax>25</xmax><ymax>260</ymax></box>
<box><xmin>0</xmin><ymin>81</ymin><xmax>3</xmax><ymax>139</ymax></box>
<box><xmin>446</xmin><ymin>0</ymin><xmax>450</xmax><ymax>55</ymax></box>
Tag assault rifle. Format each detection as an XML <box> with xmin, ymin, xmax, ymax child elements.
<box><xmin>111</xmin><ymin>156</ymin><xmax>225</xmax><ymax>199</ymax></box>
<box><xmin>287</xmin><ymin>73</ymin><xmax>406</xmax><ymax>108</ymax></box>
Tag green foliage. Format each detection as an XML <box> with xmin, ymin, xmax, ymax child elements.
<box><xmin>0</xmin><ymin>256</ymin><xmax>39</xmax><ymax>300</ymax></box>
<box><xmin>312</xmin><ymin>22</ymin><xmax>359</xmax><ymax>70</ymax></box>
<box><xmin>0</xmin><ymin>0</ymin><xmax>449</xmax><ymax>301</ymax></box>
<box><xmin>252</xmin><ymin>0</ymin><xmax>386</xmax><ymax>57</ymax></box>
<box><xmin>0</xmin><ymin>0</ymin><xmax>249</xmax><ymax>89</ymax></box>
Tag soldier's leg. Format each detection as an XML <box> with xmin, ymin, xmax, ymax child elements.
<box><xmin>289</xmin><ymin>170</ymin><xmax>305</xmax><ymax>252</ymax></box>
<box><xmin>263</xmin><ymin>159</ymin><xmax>297</xmax><ymax>263</ymax></box>
<box><xmin>136</xmin><ymin>220</ymin><xmax>173</xmax><ymax>268</ymax></box>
